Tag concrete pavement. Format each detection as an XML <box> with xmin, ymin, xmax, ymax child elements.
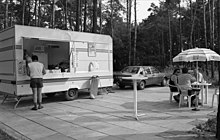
<box><xmin>0</xmin><ymin>86</ymin><xmax>217</xmax><ymax>140</ymax></box>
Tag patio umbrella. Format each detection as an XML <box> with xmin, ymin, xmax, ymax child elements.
<box><xmin>173</xmin><ymin>47</ymin><xmax>220</xmax><ymax>81</ymax></box>
<box><xmin>173</xmin><ymin>47</ymin><xmax>220</xmax><ymax>62</ymax></box>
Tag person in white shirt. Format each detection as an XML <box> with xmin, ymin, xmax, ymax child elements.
<box><xmin>193</xmin><ymin>68</ymin><xmax>204</xmax><ymax>83</ymax></box>
<box><xmin>27</xmin><ymin>55</ymin><xmax>46</xmax><ymax>110</ymax></box>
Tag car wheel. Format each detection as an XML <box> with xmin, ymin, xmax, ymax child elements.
<box><xmin>138</xmin><ymin>80</ymin><xmax>145</xmax><ymax>90</ymax></box>
<box><xmin>118</xmin><ymin>84</ymin><xmax>125</xmax><ymax>89</ymax></box>
<box><xmin>65</xmin><ymin>89</ymin><xmax>78</xmax><ymax>101</ymax></box>
<box><xmin>161</xmin><ymin>78</ymin><xmax>166</xmax><ymax>87</ymax></box>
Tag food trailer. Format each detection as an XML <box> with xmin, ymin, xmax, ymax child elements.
<box><xmin>0</xmin><ymin>25</ymin><xmax>113</xmax><ymax>108</ymax></box>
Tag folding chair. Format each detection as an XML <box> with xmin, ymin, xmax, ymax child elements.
<box><xmin>179</xmin><ymin>87</ymin><xmax>197</xmax><ymax>108</ymax></box>
<box><xmin>211</xmin><ymin>88</ymin><xmax>219</xmax><ymax>107</ymax></box>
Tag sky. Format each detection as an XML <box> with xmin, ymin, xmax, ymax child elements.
<box><xmin>135</xmin><ymin>0</ymin><xmax>160</xmax><ymax>22</ymax></box>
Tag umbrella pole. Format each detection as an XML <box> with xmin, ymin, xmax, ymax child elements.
<box><xmin>196</xmin><ymin>61</ymin><xmax>198</xmax><ymax>82</ymax></box>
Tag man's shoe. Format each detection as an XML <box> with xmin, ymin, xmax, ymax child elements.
<box><xmin>31</xmin><ymin>107</ymin><xmax>38</xmax><ymax>110</ymax></box>
<box><xmin>38</xmin><ymin>106</ymin><xmax>44</xmax><ymax>109</ymax></box>
<box><xmin>173</xmin><ymin>95</ymin><xmax>179</xmax><ymax>103</ymax></box>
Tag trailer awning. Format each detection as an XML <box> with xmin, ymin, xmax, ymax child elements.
<box><xmin>22</xmin><ymin>37</ymin><xmax>72</xmax><ymax>42</ymax></box>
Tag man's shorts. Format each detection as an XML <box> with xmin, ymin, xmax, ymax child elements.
<box><xmin>30</xmin><ymin>78</ymin><xmax>43</xmax><ymax>88</ymax></box>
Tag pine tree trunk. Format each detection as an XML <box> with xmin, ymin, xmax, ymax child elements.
<box><xmin>203</xmin><ymin>0</ymin><xmax>208</xmax><ymax>48</ymax></box>
<box><xmin>51</xmin><ymin>0</ymin><xmax>55</xmax><ymax>28</ymax></box>
<box><xmin>133</xmin><ymin>0</ymin><xmax>137</xmax><ymax>65</ymax></box>
<box><xmin>76</xmin><ymin>0</ymin><xmax>80</xmax><ymax>31</ymax></box>
<box><xmin>168</xmin><ymin>9</ymin><xmax>172</xmax><ymax>65</ymax></box>
<box><xmin>27</xmin><ymin>1</ymin><xmax>31</xmax><ymax>25</ymax></box>
<box><xmin>92</xmin><ymin>0</ymin><xmax>97</xmax><ymax>33</ymax></box>
<box><xmin>211</xmin><ymin>0</ymin><xmax>215</xmax><ymax>78</ymax></box>
<box><xmin>99</xmin><ymin>0</ymin><xmax>102</xmax><ymax>34</ymax></box>
<box><xmin>161</xmin><ymin>31</ymin><xmax>165</xmax><ymax>66</ymax></box>
<box><xmin>22</xmin><ymin>0</ymin><xmax>26</xmax><ymax>25</ymax></box>
<box><xmin>38</xmin><ymin>0</ymin><xmax>41</xmax><ymax>26</ymax></box>
<box><xmin>128</xmin><ymin>0</ymin><xmax>132</xmax><ymax>65</ymax></box>
<box><xmin>65</xmin><ymin>0</ymin><xmax>68</xmax><ymax>29</ymax></box>
<box><xmin>217</xmin><ymin>0</ymin><xmax>220</xmax><ymax>138</ymax></box>
<box><xmin>83</xmin><ymin>0</ymin><xmax>87</xmax><ymax>32</ymax></box>
<box><xmin>179</xmin><ymin>1</ymin><xmax>182</xmax><ymax>52</ymax></box>
<box><xmin>34</xmin><ymin>0</ymin><xmax>37</xmax><ymax>26</ymax></box>
<box><xmin>5</xmin><ymin>0</ymin><xmax>8</xmax><ymax>28</ymax></box>
<box><xmin>190</xmin><ymin>0</ymin><xmax>197</xmax><ymax>49</ymax></box>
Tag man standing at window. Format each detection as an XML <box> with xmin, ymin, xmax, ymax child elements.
<box><xmin>27</xmin><ymin>55</ymin><xmax>46</xmax><ymax>110</ymax></box>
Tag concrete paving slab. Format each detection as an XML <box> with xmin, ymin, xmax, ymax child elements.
<box><xmin>70</xmin><ymin>131</ymin><xmax>107</xmax><ymax>140</ymax></box>
<box><xmin>124</xmin><ymin>133</ymin><xmax>165</xmax><ymax>140</ymax></box>
<box><xmin>35</xmin><ymin>133</ymin><xmax>75</xmax><ymax>140</ymax></box>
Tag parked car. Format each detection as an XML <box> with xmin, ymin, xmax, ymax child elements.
<box><xmin>114</xmin><ymin>66</ymin><xmax>167</xmax><ymax>90</ymax></box>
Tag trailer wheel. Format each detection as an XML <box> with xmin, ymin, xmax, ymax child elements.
<box><xmin>45</xmin><ymin>93</ymin><xmax>56</xmax><ymax>98</ymax></box>
<box><xmin>65</xmin><ymin>89</ymin><xmax>78</xmax><ymax>101</ymax></box>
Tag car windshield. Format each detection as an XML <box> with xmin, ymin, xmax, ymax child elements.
<box><xmin>121</xmin><ymin>67</ymin><xmax>140</xmax><ymax>74</ymax></box>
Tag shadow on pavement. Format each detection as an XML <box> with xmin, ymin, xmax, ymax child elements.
<box><xmin>0</xmin><ymin>90</ymin><xmax>97</xmax><ymax>109</ymax></box>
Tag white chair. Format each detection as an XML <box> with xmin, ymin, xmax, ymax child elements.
<box><xmin>168</xmin><ymin>84</ymin><xmax>179</xmax><ymax>103</ymax></box>
<box><xmin>211</xmin><ymin>88</ymin><xmax>219</xmax><ymax>108</ymax></box>
<box><xmin>179</xmin><ymin>87</ymin><xmax>197</xmax><ymax>108</ymax></box>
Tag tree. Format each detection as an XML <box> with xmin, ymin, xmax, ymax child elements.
<box><xmin>127</xmin><ymin>0</ymin><xmax>132</xmax><ymax>65</ymax></box>
<box><xmin>76</xmin><ymin>0</ymin><xmax>81</xmax><ymax>31</ymax></box>
<box><xmin>22</xmin><ymin>0</ymin><xmax>26</xmax><ymax>25</ymax></box>
<box><xmin>92</xmin><ymin>0</ymin><xmax>97</xmax><ymax>33</ymax></box>
<box><xmin>51</xmin><ymin>0</ymin><xmax>55</xmax><ymax>28</ymax></box>
<box><xmin>203</xmin><ymin>0</ymin><xmax>207</xmax><ymax>49</ymax></box>
<box><xmin>179</xmin><ymin>0</ymin><xmax>182</xmax><ymax>51</ymax></box>
<box><xmin>99</xmin><ymin>0</ymin><xmax>102</xmax><ymax>33</ymax></box>
<box><xmin>133</xmin><ymin>0</ymin><xmax>137</xmax><ymax>65</ymax></box>
<box><xmin>5</xmin><ymin>0</ymin><xmax>9</xmax><ymax>28</ymax></box>
<box><xmin>110</xmin><ymin>0</ymin><xmax>113</xmax><ymax>37</ymax></box>
<box><xmin>167</xmin><ymin>1</ymin><xmax>172</xmax><ymax>64</ymax></box>
<box><xmin>38</xmin><ymin>0</ymin><xmax>41</xmax><ymax>26</ymax></box>
<box><xmin>217</xmin><ymin>0</ymin><xmax>220</xmax><ymax>139</ymax></box>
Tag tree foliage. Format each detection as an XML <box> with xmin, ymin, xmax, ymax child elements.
<box><xmin>0</xmin><ymin>0</ymin><xmax>219</xmax><ymax>71</ymax></box>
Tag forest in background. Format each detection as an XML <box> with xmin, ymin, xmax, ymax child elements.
<box><xmin>0</xmin><ymin>0</ymin><xmax>219</xmax><ymax>71</ymax></box>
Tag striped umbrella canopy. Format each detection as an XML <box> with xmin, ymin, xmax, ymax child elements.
<box><xmin>173</xmin><ymin>48</ymin><xmax>220</xmax><ymax>62</ymax></box>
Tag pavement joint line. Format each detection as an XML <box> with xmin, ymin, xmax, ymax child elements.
<box><xmin>0</xmin><ymin>121</ymin><xmax>31</xmax><ymax>140</ymax></box>
<box><xmin>66</xmin><ymin>99</ymin><xmax>132</xmax><ymax>112</ymax></box>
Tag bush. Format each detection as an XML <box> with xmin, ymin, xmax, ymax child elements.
<box><xmin>192</xmin><ymin>117</ymin><xmax>217</xmax><ymax>138</ymax></box>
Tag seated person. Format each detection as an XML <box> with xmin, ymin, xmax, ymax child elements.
<box><xmin>169</xmin><ymin>68</ymin><xmax>180</xmax><ymax>92</ymax></box>
<box><xmin>175</xmin><ymin>67</ymin><xmax>197</xmax><ymax>104</ymax></box>
<box><xmin>193</xmin><ymin>68</ymin><xmax>204</xmax><ymax>83</ymax></box>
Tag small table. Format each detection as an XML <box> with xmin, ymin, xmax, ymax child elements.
<box><xmin>191</xmin><ymin>82</ymin><xmax>212</xmax><ymax>105</ymax></box>
<box><xmin>122</xmin><ymin>76</ymin><xmax>148</xmax><ymax>120</ymax></box>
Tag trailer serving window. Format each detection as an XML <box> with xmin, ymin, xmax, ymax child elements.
<box><xmin>23</xmin><ymin>38</ymin><xmax>70</xmax><ymax>73</ymax></box>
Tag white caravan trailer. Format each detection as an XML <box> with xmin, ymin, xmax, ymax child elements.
<box><xmin>0</xmin><ymin>25</ymin><xmax>113</xmax><ymax>108</ymax></box>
